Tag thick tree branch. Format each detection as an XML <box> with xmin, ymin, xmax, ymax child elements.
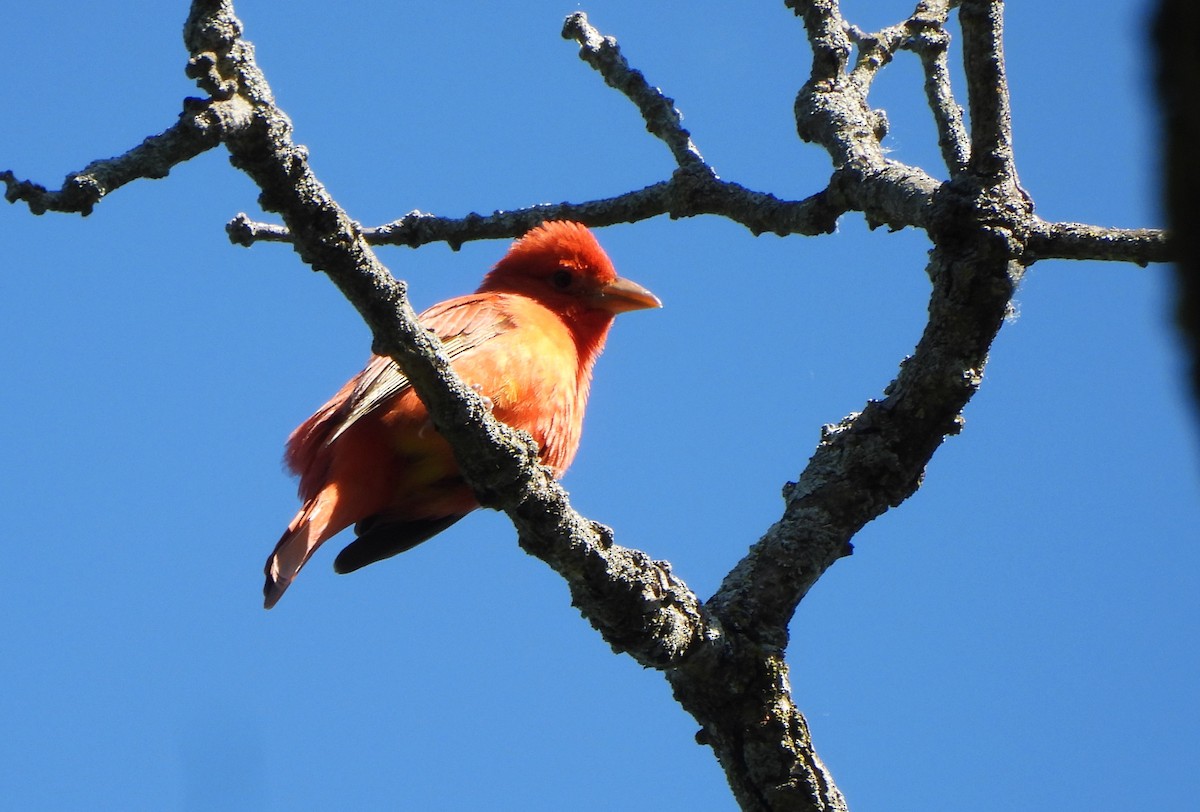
<box><xmin>731</xmin><ymin>1</ymin><xmax>1028</xmax><ymax>639</ymax></box>
<box><xmin>662</xmin><ymin>5</ymin><xmax>1031</xmax><ymax>806</ymax></box>
<box><xmin>786</xmin><ymin>0</ymin><xmax>851</xmax><ymax>84</ymax></box>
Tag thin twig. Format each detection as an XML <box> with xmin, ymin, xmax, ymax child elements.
<box><xmin>1</xmin><ymin>106</ymin><xmax>235</xmax><ymax>215</ymax></box>
<box><xmin>846</xmin><ymin>21</ymin><xmax>909</xmax><ymax>91</ymax></box>
<box><xmin>563</xmin><ymin>12</ymin><xmax>707</xmax><ymax>171</ymax></box>
<box><xmin>902</xmin><ymin>0</ymin><xmax>971</xmax><ymax>175</ymax></box>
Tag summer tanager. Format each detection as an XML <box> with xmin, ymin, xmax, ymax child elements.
<box><xmin>263</xmin><ymin>221</ymin><xmax>661</xmax><ymax>608</ymax></box>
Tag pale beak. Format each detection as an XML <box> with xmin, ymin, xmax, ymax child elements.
<box><xmin>595</xmin><ymin>276</ymin><xmax>663</xmax><ymax>314</ymax></box>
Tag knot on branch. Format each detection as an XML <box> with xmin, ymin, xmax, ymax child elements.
<box><xmin>369</xmin><ymin>210</ymin><xmax>444</xmax><ymax>248</ymax></box>
<box><xmin>667</xmin><ymin>164</ymin><xmax>721</xmax><ymax>218</ymax></box>
<box><xmin>931</xmin><ymin>174</ymin><xmax>1035</xmax><ymax>266</ymax></box>
<box><xmin>901</xmin><ymin>2</ymin><xmax>954</xmax><ymax>56</ymax></box>
<box><xmin>906</xmin><ymin>21</ymin><xmax>951</xmax><ymax>56</ymax></box>
<box><xmin>561</xmin><ymin>11</ymin><xmax>597</xmax><ymax>46</ymax></box>
<box><xmin>184</xmin><ymin>2</ymin><xmax>243</xmax><ymax>53</ymax></box>
<box><xmin>186</xmin><ymin>52</ymin><xmax>238</xmax><ymax>100</ymax></box>
<box><xmin>871</xmin><ymin>107</ymin><xmax>890</xmax><ymax>141</ymax></box>
<box><xmin>1</xmin><ymin>170</ymin><xmax>104</xmax><ymax>216</ymax></box>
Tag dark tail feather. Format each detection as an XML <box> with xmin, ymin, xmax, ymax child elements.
<box><xmin>333</xmin><ymin>514</ymin><xmax>466</xmax><ymax>574</ymax></box>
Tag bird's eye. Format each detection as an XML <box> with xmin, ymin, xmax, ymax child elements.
<box><xmin>551</xmin><ymin>269</ymin><xmax>574</xmax><ymax>290</ymax></box>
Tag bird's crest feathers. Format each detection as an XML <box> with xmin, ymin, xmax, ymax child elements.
<box><xmin>481</xmin><ymin>220</ymin><xmax>617</xmax><ymax>290</ymax></box>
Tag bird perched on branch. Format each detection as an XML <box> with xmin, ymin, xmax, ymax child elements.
<box><xmin>263</xmin><ymin>220</ymin><xmax>661</xmax><ymax>608</ymax></box>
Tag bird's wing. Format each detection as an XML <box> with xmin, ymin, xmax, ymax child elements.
<box><xmin>325</xmin><ymin>294</ymin><xmax>516</xmax><ymax>445</ymax></box>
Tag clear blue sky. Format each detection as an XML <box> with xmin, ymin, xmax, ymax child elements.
<box><xmin>2</xmin><ymin>2</ymin><xmax>1195</xmax><ymax>810</ymax></box>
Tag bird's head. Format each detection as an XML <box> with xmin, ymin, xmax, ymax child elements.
<box><xmin>479</xmin><ymin>221</ymin><xmax>662</xmax><ymax>322</ymax></box>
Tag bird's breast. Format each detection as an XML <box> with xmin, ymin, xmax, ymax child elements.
<box><xmin>458</xmin><ymin>304</ymin><xmax>589</xmax><ymax>477</ymax></box>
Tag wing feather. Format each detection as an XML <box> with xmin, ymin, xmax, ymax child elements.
<box><xmin>324</xmin><ymin>295</ymin><xmax>515</xmax><ymax>445</ymax></box>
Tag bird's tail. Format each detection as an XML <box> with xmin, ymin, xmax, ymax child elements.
<box><xmin>263</xmin><ymin>485</ymin><xmax>346</xmax><ymax>609</ymax></box>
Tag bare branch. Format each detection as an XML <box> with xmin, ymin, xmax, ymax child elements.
<box><xmin>788</xmin><ymin>2</ymin><xmax>946</xmax><ymax>235</ymax></box>
<box><xmin>845</xmin><ymin>3</ymin><xmax>969</xmax><ymax>179</ymax></box>
<box><xmin>1026</xmin><ymin>221</ymin><xmax>1173</xmax><ymax>266</ymax></box>
<box><xmin>229</xmin><ymin>171</ymin><xmax>847</xmax><ymax>248</ymax></box>
<box><xmin>786</xmin><ymin>0</ymin><xmax>852</xmax><ymax>83</ymax></box>
<box><xmin>1</xmin><ymin>105</ymin><xmax>235</xmax><ymax>215</ymax></box>
<box><xmin>846</xmin><ymin>15</ymin><xmax>912</xmax><ymax>91</ymax></box>
<box><xmin>709</xmin><ymin>0</ymin><xmax>1026</xmax><ymax>679</ymax></box>
<box><xmin>959</xmin><ymin>0</ymin><xmax>1017</xmax><ymax>183</ymax></box>
<box><xmin>902</xmin><ymin>1</ymin><xmax>971</xmax><ymax>176</ymax></box>
<box><xmin>562</xmin><ymin>12</ymin><xmax>707</xmax><ymax>171</ymax></box>
<box><xmin>708</xmin><ymin>229</ymin><xmax>1023</xmax><ymax>643</ymax></box>
<box><xmin>668</xmin><ymin>646</ymin><xmax>847</xmax><ymax>812</ymax></box>
<box><xmin>226</xmin><ymin>213</ymin><xmax>292</xmax><ymax>245</ymax></box>
<box><xmin>206</xmin><ymin>6</ymin><xmax>839</xmax><ymax>267</ymax></box>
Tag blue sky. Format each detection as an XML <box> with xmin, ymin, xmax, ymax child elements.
<box><xmin>2</xmin><ymin>2</ymin><xmax>1195</xmax><ymax>810</ymax></box>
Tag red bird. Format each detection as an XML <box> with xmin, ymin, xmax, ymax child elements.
<box><xmin>263</xmin><ymin>221</ymin><xmax>661</xmax><ymax>608</ymax></box>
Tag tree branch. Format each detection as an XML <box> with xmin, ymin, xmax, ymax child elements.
<box><xmin>562</xmin><ymin>12</ymin><xmax>706</xmax><ymax>171</ymax></box>
<box><xmin>729</xmin><ymin>0</ymin><xmax>1029</xmax><ymax>643</ymax></box>
<box><xmin>227</xmin><ymin>172</ymin><xmax>846</xmax><ymax>250</ymax></box>
<box><xmin>959</xmin><ymin>0</ymin><xmax>1017</xmax><ymax>184</ymax></box>
<box><xmin>226</xmin><ymin>10</ymin><xmax>850</xmax><ymax>251</ymax></box>
<box><xmin>1026</xmin><ymin>221</ymin><xmax>1173</xmax><ymax>266</ymax></box>
<box><xmin>1</xmin><ymin>105</ymin><xmax>234</xmax><ymax>215</ymax></box>
<box><xmin>666</xmin><ymin>5</ymin><xmax>1027</xmax><ymax>804</ymax></box>
<box><xmin>786</xmin><ymin>0</ymin><xmax>852</xmax><ymax>84</ymax></box>
<box><xmin>901</xmin><ymin>1</ymin><xmax>971</xmax><ymax>176</ymax></box>
<box><xmin>788</xmin><ymin>3</ymin><xmax>945</xmax><ymax>233</ymax></box>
